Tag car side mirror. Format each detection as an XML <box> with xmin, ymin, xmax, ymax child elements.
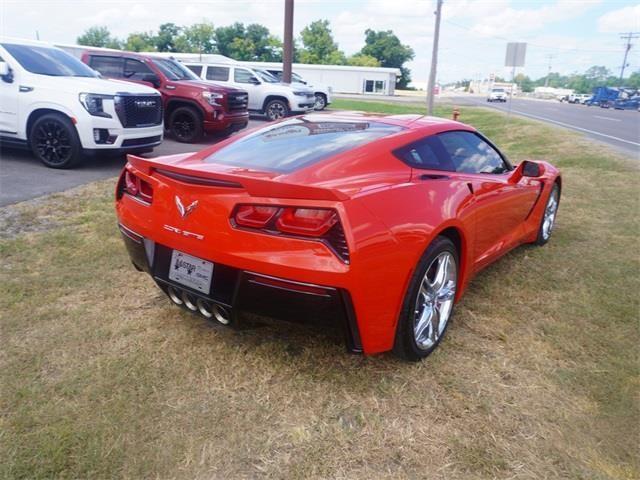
<box><xmin>142</xmin><ymin>74</ymin><xmax>160</xmax><ymax>88</ymax></box>
<box><xmin>522</xmin><ymin>160</ymin><xmax>544</xmax><ymax>177</ymax></box>
<box><xmin>0</xmin><ymin>61</ymin><xmax>13</xmax><ymax>83</ymax></box>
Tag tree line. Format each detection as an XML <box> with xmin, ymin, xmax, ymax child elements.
<box><xmin>77</xmin><ymin>20</ymin><xmax>415</xmax><ymax>87</ymax></box>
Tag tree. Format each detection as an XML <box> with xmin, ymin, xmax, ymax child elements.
<box><xmin>215</xmin><ymin>22</ymin><xmax>246</xmax><ymax>57</ymax></box>
<box><xmin>77</xmin><ymin>26</ymin><xmax>122</xmax><ymax>49</ymax></box>
<box><xmin>626</xmin><ymin>70</ymin><xmax>640</xmax><ymax>89</ymax></box>
<box><xmin>213</xmin><ymin>23</ymin><xmax>281</xmax><ymax>61</ymax></box>
<box><xmin>125</xmin><ymin>32</ymin><xmax>155</xmax><ymax>52</ymax></box>
<box><xmin>584</xmin><ymin>66</ymin><xmax>610</xmax><ymax>83</ymax></box>
<box><xmin>515</xmin><ymin>73</ymin><xmax>534</xmax><ymax>92</ymax></box>
<box><xmin>155</xmin><ymin>23</ymin><xmax>181</xmax><ymax>52</ymax></box>
<box><xmin>360</xmin><ymin>29</ymin><xmax>414</xmax><ymax>88</ymax></box>
<box><xmin>347</xmin><ymin>54</ymin><xmax>380</xmax><ymax>67</ymax></box>
<box><xmin>180</xmin><ymin>22</ymin><xmax>216</xmax><ymax>55</ymax></box>
<box><xmin>299</xmin><ymin>20</ymin><xmax>346</xmax><ymax>65</ymax></box>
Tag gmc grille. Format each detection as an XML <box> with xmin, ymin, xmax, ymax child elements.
<box><xmin>227</xmin><ymin>92</ymin><xmax>248</xmax><ymax>113</ymax></box>
<box><xmin>114</xmin><ymin>95</ymin><xmax>163</xmax><ymax>128</ymax></box>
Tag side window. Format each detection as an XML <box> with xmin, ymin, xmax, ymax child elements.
<box><xmin>394</xmin><ymin>136</ymin><xmax>454</xmax><ymax>171</ymax></box>
<box><xmin>206</xmin><ymin>66</ymin><xmax>229</xmax><ymax>81</ymax></box>
<box><xmin>234</xmin><ymin>68</ymin><xmax>257</xmax><ymax>84</ymax></box>
<box><xmin>123</xmin><ymin>58</ymin><xmax>153</xmax><ymax>81</ymax></box>
<box><xmin>187</xmin><ymin>65</ymin><xmax>202</xmax><ymax>77</ymax></box>
<box><xmin>89</xmin><ymin>56</ymin><xmax>123</xmax><ymax>78</ymax></box>
<box><xmin>438</xmin><ymin>131</ymin><xmax>508</xmax><ymax>174</ymax></box>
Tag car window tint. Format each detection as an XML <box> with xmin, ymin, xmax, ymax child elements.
<box><xmin>395</xmin><ymin>136</ymin><xmax>454</xmax><ymax>171</ymax></box>
<box><xmin>89</xmin><ymin>56</ymin><xmax>123</xmax><ymax>77</ymax></box>
<box><xmin>123</xmin><ymin>58</ymin><xmax>153</xmax><ymax>81</ymax></box>
<box><xmin>438</xmin><ymin>131</ymin><xmax>507</xmax><ymax>174</ymax></box>
<box><xmin>205</xmin><ymin>116</ymin><xmax>404</xmax><ymax>173</ymax></box>
<box><xmin>206</xmin><ymin>66</ymin><xmax>229</xmax><ymax>81</ymax></box>
<box><xmin>187</xmin><ymin>65</ymin><xmax>202</xmax><ymax>76</ymax></box>
<box><xmin>234</xmin><ymin>68</ymin><xmax>257</xmax><ymax>83</ymax></box>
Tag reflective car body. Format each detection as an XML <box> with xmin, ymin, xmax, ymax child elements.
<box><xmin>115</xmin><ymin>113</ymin><xmax>561</xmax><ymax>355</ymax></box>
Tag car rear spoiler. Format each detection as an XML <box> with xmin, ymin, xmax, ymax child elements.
<box><xmin>126</xmin><ymin>154</ymin><xmax>349</xmax><ymax>201</ymax></box>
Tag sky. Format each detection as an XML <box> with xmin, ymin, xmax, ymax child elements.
<box><xmin>1</xmin><ymin>0</ymin><xmax>638</xmax><ymax>85</ymax></box>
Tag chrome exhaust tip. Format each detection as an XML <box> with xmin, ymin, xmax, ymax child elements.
<box><xmin>212</xmin><ymin>304</ymin><xmax>231</xmax><ymax>325</ymax></box>
<box><xmin>196</xmin><ymin>298</ymin><xmax>213</xmax><ymax>319</ymax></box>
<box><xmin>167</xmin><ymin>286</ymin><xmax>183</xmax><ymax>305</ymax></box>
<box><xmin>181</xmin><ymin>291</ymin><xmax>198</xmax><ymax>311</ymax></box>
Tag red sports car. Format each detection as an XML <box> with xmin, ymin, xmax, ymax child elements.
<box><xmin>116</xmin><ymin>113</ymin><xmax>561</xmax><ymax>360</ymax></box>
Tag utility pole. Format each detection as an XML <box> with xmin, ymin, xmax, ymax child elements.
<box><xmin>544</xmin><ymin>54</ymin><xmax>555</xmax><ymax>87</ymax></box>
<box><xmin>282</xmin><ymin>0</ymin><xmax>294</xmax><ymax>84</ymax></box>
<box><xmin>619</xmin><ymin>32</ymin><xmax>639</xmax><ymax>85</ymax></box>
<box><xmin>426</xmin><ymin>0</ymin><xmax>443</xmax><ymax>116</ymax></box>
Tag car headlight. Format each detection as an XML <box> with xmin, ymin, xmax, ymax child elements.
<box><xmin>79</xmin><ymin>93</ymin><xmax>113</xmax><ymax>118</ymax></box>
<box><xmin>203</xmin><ymin>91</ymin><xmax>224</xmax><ymax>105</ymax></box>
<box><xmin>293</xmin><ymin>91</ymin><xmax>308</xmax><ymax>96</ymax></box>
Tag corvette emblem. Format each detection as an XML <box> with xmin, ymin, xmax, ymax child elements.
<box><xmin>175</xmin><ymin>196</ymin><xmax>198</xmax><ymax>219</ymax></box>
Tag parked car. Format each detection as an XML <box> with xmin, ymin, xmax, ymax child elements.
<box><xmin>115</xmin><ymin>113</ymin><xmax>561</xmax><ymax>361</ymax></box>
<box><xmin>257</xmin><ymin>67</ymin><xmax>332</xmax><ymax>111</ymax></box>
<box><xmin>0</xmin><ymin>38</ymin><xmax>163</xmax><ymax>168</ymax></box>
<box><xmin>182</xmin><ymin>62</ymin><xmax>316</xmax><ymax>121</ymax></box>
<box><xmin>487</xmin><ymin>88</ymin><xmax>508</xmax><ymax>102</ymax></box>
<box><xmin>82</xmin><ymin>51</ymin><xmax>249</xmax><ymax>143</ymax></box>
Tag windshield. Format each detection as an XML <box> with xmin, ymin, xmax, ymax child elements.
<box><xmin>254</xmin><ymin>69</ymin><xmax>279</xmax><ymax>83</ymax></box>
<box><xmin>2</xmin><ymin>43</ymin><xmax>97</xmax><ymax>77</ymax></box>
<box><xmin>151</xmin><ymin>58</ymin><xmax>199</xmax><ymax>81</ymax></box>
<box><xmin>492</xmin><ymin>88</ymin><xmax>505</xmax><ymax>93</ymax></box>
<box><xmin>205</xmin><ymin>116</ymin><xmax>405</xmax><ymax>173</ymax></box>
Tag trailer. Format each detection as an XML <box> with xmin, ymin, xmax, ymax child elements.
<box><xmin>585</xmin><ymin>87</ymin><xmax>620</xmax><ymax>108</ymax></box>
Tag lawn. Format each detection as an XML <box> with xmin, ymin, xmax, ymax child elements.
<box><xmin>1</xmin><ymin>99</ymin><xmax>638</xmax><ymax>479</ymax></box>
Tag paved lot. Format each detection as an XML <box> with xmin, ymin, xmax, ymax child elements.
<box><xmin>450</xmin><ymin>96</ymin><xmax>640</xmax><ymax>156</ymax></box>
<box><xmin>0</xmin><ymin>119</ymin><xmax>263</xmax><ymax>207</ymax></box>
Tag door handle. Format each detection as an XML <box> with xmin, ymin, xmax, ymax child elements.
<box><xmin>19</xmin><ymin>85</ymin><xmax>33</xmax><ymax>92</ymax></box>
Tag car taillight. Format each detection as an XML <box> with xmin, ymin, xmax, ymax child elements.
<box><xmin>231</xmin><ymin>205</ymin><xmax>349</xmax><ymax>263</ymax></box>
<box><xmin>276</xmin><ymin>208</ymin><xmax>337</xmax><ymax>237</ymax></box>
<box><xmin>235</xmin><ymin>205</ymin><xmax>279</xmax><ymax>228</ymax></box>
<box><xmin>118</xmin><ymin>168</ymin><xmax>153</xmax><ymax>204</ymax></box>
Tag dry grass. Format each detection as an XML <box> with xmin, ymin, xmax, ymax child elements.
<box><xmin>1</xmin><ymin>102</ymin><xmax>638</xmax><ymax>479</ymax></box>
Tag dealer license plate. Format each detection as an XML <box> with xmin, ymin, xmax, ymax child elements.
<box><xmin>169</xmin><ymin>250</ymin><xmax>214</xmax><ymax>294</ymax></box>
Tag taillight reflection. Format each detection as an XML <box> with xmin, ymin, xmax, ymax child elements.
<box><xmin>119</xmin><ymin>168</ymin><xmax>153</xmax><ymax>204</ymax></box>
<box><xmin>235</xmin><ymin>205</ymin><xmax>279</xmax><ymax>228</ymax></box>
<box><xmin>276</xmin><ymin>208</ymin><xmax>337</xmax><ymax>236</ymax></box>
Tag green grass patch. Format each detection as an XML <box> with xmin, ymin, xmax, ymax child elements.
<box><xmin>1</xmin><ymin>102</ymin><xmax>638</xmax><ymax>479</ymax></box>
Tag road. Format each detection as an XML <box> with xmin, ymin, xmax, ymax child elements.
<box><xmin>449</xmin><ymin>96</ymin><xmax>639</xmax><ymax>156</ymax></box>
<box><xmin>0</xmin><ymin>119</ymin><xmax>262</xmax><ymax>207</ymax></box>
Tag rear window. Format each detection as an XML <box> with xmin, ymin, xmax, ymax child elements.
<box><xmin>89</xmin><ymin>55</ymin><xmax>123</xmax><ymax>77</ymax></box>
<box><xmin>205</xmin><ymin>116</ymin><xmax>404</xmax><ymax>173</ymax></box>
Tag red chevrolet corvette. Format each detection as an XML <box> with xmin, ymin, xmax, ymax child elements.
<box><xmin>116</xmin><ymin>113</ymin><xmax>561</xmax><ymax>360</ymax></box>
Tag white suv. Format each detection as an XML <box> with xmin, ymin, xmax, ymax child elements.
<box><xmin>487</xmin><ymin>88</ymin><xmax>508</xmax><ymax>102</ymax></box>
<box><xmin>258</xmin><ymin>67</ymin><xmax>332</xmax><ymax>111</ymax></box>
<box><xmin>0</xmin><ymin>38</ymin><xmax>163</xmax><ymax>168</ymax></box>
<box><xmin>183</xmin><ymin>62</ymin><xmax>315</xmax><ymax>121</ymax></box>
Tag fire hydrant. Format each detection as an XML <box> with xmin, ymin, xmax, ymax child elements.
<box><xmin>452</xmin><ymin>108</ymin><xmax>460</xmax><ymax>121</ymax></box>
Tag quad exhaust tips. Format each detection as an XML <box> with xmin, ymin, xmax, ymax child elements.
<box><xmin>167</xmin><ymin>285</ymin><xmax>231</xmax><ymax>325</ymax></box>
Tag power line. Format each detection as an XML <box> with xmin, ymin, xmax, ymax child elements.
<box><xmin>619</xmin><ymin>32</ymin><xmax>640</xmax><ymax>84</ymax></box>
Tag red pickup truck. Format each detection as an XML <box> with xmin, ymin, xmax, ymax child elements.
<box><xmin>82</xmin><ymin>50</ymin><xmax>249</xmax><ymax>143</ymax></box>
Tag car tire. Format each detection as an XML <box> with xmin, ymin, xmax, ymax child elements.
<box><xmin>535</xmin><ymin>183</ymin><xmax>560</xmax><ymax>246</ymax></box>
<box><xmin>265</xmin><ymin>99</ymin><xmax>289</xmax><ymax>121</ymax></box>
<box><xmin>393</xmin><ymin>236</ymin><xmax>458</xmax><ymax>361</ymax></box>
<box><xmin>314</xmin><ymin>93</ymin><xmax>327</xmax><ymax>110</ymax></box>
<box><xmin>29</xmin><ymin>113</ymin><xmax>82</xmax><ymax>169</ymax></box>
<box><xmin>169</xmin><ymin>106</ymin><xmax>203</xmax><ymax>143</ymax></box>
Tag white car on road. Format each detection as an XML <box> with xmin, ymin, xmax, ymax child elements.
<box><xmin>183</xmin><ymin>62</ymin><xmax>315</xmax><ymax>121</ymax></box>
<box><xmin>0</xmin><ymin>38</ymin><xmax>163</xmax><ymax>168</ymax></box>
<box><xmin>487</xmin><ymin>88</ymin><xmax>508</xmax><ymax>102</ymax></box>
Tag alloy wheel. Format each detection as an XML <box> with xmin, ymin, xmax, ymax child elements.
<box><xmin>173</xmin><ymin>113</ymin><xmax>196</xmax><ymax>140</ymax></box>
<box><xmin>542</xmin><ymin>186</ymin><xmax>559</xmax><ymax>241</ymax></box>
<box><xmin>34</xmin><ymin>121</ymin><xmax>72</xmax><ymax>166</ymax></box>
<box><xmin>413</xmin><ymin>251</ymin><xmax>457</xmax><ymax>350</ymax></box>
<box><xmin>314</xmin><ymin>94</ymin><xmax>326</xmax><ymax>110</ymax></box>
<box><xmin>266</xmin><ymin>102</ymin><xmax>286</xmax><ymax>120</ymax></box>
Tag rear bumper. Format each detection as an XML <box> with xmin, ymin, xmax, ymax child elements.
<box><xmin>119</xmin><ymin>224</ymin><xmax>363</xmax><ymax>353</ymax></box>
